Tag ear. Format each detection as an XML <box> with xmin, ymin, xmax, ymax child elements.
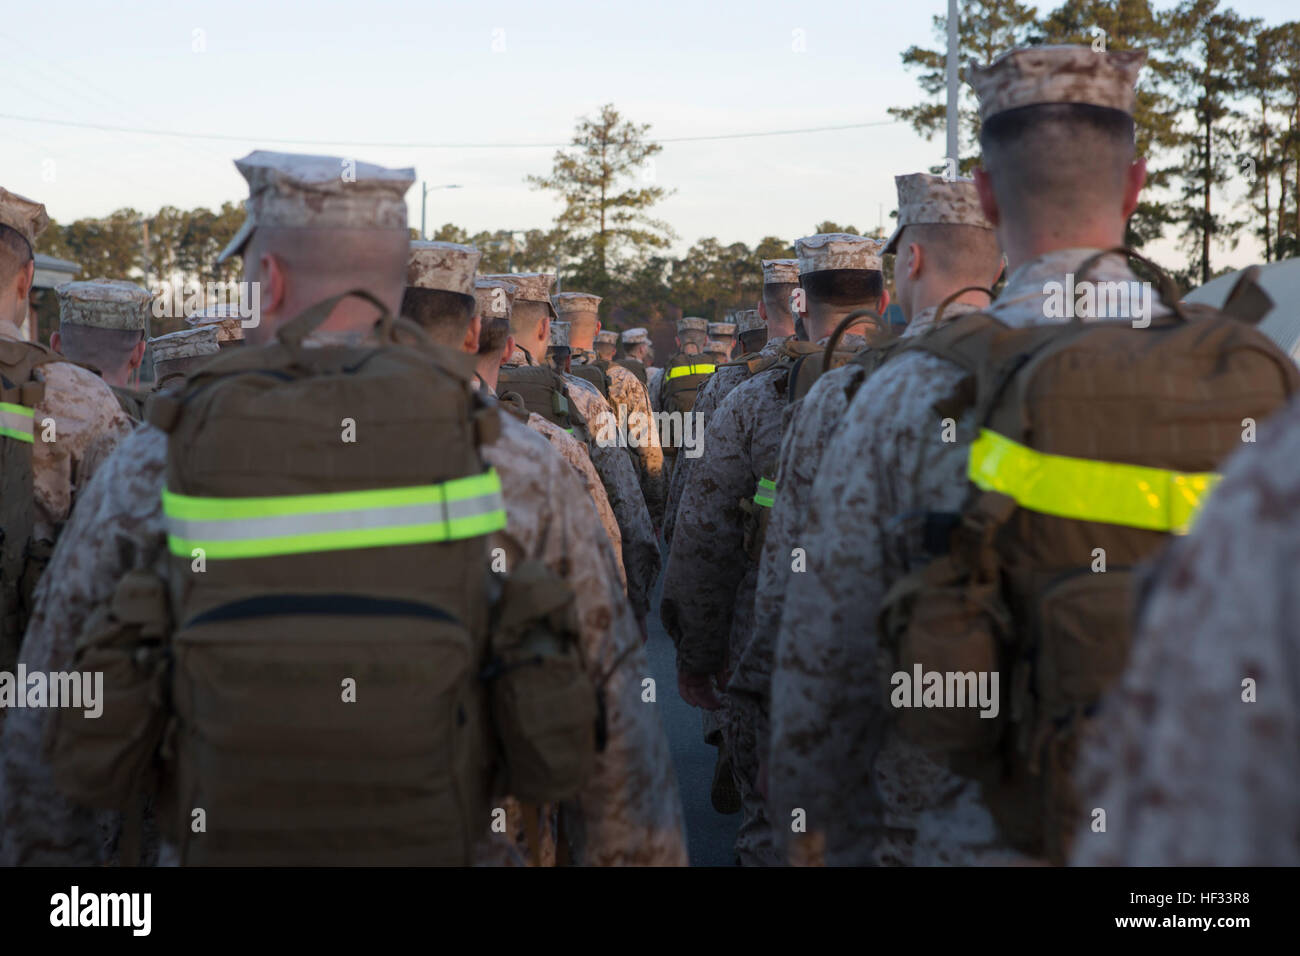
<box><xmin>757</xmin><ymin>300</ymin><xmax>769</xmax><ymax>322</ymax></box>
<box><xmin>260</xmin><ymin>251</ymin><xmax>288</xmax><ymax>314</ymax></box>
<box><xmin>50</xmin><ymin>330</ymin><xmax>63</xmax><ymax>353</ymax></box>
<box><xmin>539</xmin><ymin>315</ymin><xmax>551</xmax><ymax>347</ymax></box>
<box><xmin>499</xmin><ymin>334</ymin><xmax>515</xmax><ymax>368</ymax></box>
<box><xmin>907</xmin><ymin>242</ymin><xmax>924</xmax><ymax>281</ymax></box>
<box><xmin>462</xmin><ymin>314</ymin><xmax>482</xmax><ymax>354</ymax></box>
<box><xmin>878</xmin><ymin>288</ymin><xmax>890</xmax><ymax>315</ymax></box>
<box><xmin>974</xmin><ymin>167</ymin><xmax>1000</xmax><ymax>229</ymax></box>
<box><xmin>1122</xmin><ymin>156</ymin><xmax>1148</xmax><ymax>221</ymax></box>
<box><xmin>128</xmin><ymin>337</ymin><xmax>147</xmax><ymax>373</ymax></box>
<box><xmin>17</xmin><ymin>259</ymin><xmax>34</xmax><ymax>302</ymax></box>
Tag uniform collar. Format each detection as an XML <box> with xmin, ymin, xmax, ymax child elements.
<box><xmin>988</xmin><ymin>248</ymin><xmax>1173</xmax><ymax>329</ymax></box>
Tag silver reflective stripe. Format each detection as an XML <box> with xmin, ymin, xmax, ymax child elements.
<box><xmin>0</xmin><ymin>409</ymin><xmax>33</xmax><ymax>442</ymax></box>
<box><xmin>166</xmin><ymin>494</ymin><xmax>498</xmax><ymax>543</ymax></box>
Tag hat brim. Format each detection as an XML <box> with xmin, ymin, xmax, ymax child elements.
<box><xmin>216</xmin><ymin>217</ymin><xmax>256</xmax><ymax>264</ymax></box>
<box><xmin>882</xmin><ymin>223</ymin><xmax>904</xmax><ymax>256</ymax></box>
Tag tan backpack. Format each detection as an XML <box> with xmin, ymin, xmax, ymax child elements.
<box><xmin>0</xmin><ymin>337</ymin><xmax>59</xmax><ymax>679</ymax></box>
<box><xmin>498</xmin><ymin>362</ymin><xmax>589</xmax><ymax>442</ymax></box>
<box><xmin>46</xmin><ymin>291</ymin><xmax>598</xmax><ymax>865</ymax></box>
<box><xmin>876</xmin><ymin>250</ymin><xmax>1299</xmax><ymax>863</ymax></box>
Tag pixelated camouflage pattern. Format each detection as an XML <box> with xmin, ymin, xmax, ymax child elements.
<box><xmin>1071</xmin><ymin>396</ymin><xmax>1300</xmax><ymax>866</ymax></box>
<box><xmin>768</xmin><ymin>250</ymin><xmax>1166</xmax><ymax>866</ymax></box>
<box><xmin>968</xmin><ymin>45</ymin><xmax>1145</xmax><ymax>121</ymax></box>
<box><xmin>55</xmin><ymin>279</ymin><xmax>153</xmax><ymax>332</ymax></box>
<box><xmin>883</xmin><ymin>174</ymin><xmax>993</xmax><ymax>254</ymax></box>
<box><xmin>0</xmin><ymin>187</ymin><xmax>48</xmax><ymax>245</ymax></box>
<box><xmin>562</xmin><ymin>374</ymin><xmax>660</xmax><ymax>618</ymax></box>
<box><xmin>406</xmin><ymin>240</ymin><xmax>481</xmax><ymax>296</ymax></box>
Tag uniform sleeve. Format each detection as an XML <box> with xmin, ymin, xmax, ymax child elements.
<box><xmin>0</xmin><ymin>426</ymin><xmax>168</xmax><ymax>865</ymax></box>
<box><xmin>768</xmin><ymin>354</ymin><xmax>971</xmax><ymax>865</ymax></box>
<box><xmin>1071</xmin><ymin>406</ymin><xmax>1300</xmax><ymax>867</ymax></box>
<box><xmin>662</xmin><ymin>367</ymin><xmax>733</xmax><ymax>546</ymax></box>
<box><xmin>609</xmin><ymin>366</ymin><xmax>666</xmax><ymax>528</ymax></box>
<box><xmin>526</xmin><ymin>413</ymin><xmax>627</xmax><ymax>594</ymax></box>
<box><xmin>483</xmin><ymin>419</ymin><xmax>687</xmax><ymax>865</ymax></box>
<box><xmin>31</xmin><ymin>362</ymin><xmax>135</xmax><ymax>539</ymax></box>
<box><xmin>660</xmin><ymin>381</ymin><xmax>757</xmax><ymax>675</ymax></box>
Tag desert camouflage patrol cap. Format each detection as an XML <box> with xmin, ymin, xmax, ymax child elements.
<box><xmin>704</xmin><ymin>339</ymin><xmax>730</xmax><ymax>357</ymax></box>
<box><xmin>883</xmin><ymin>173</ymin><xmax>994</xmax><ymax>254</ymax></box>
<box><xmin>762</xmin><ymin>259</ymin><xmax>799</xmax><ymax>284</ymax></box>
<box><xmin>707</xmin><ymin>321</ymin><xmax>737</xmax><ymax>338</ymax></box>
<box><xmin>552</xmin><ymin>292</ymin><xmax>601</xmax><ymax>319</ymax></box>
<box><xmin>796</xmin><ymin>233</ymin><xmax>884</xmax><ymax>275</ymax></box>
<box><xmin>548</xmin><ymin>320</ymin><xmax>570</xmax><ymax>348</ymax></box>
<box><xmin>218</xmin><ymin>150</ymin><xmax>416</xmax><ymax>263</ymax></box>
<box><xmin>474</xmin><ymin>277</ymin><xmax>517</xmax><ymax>320</ymax></box>
<box><xmin>622</xmin><ymin>326</ymin><xmax>650</xmax><ymax>346</ymax></box>
<box><xmin>735</xmin><ymin>309</ymin><xmax>764</xmax><ymax>334</ymax></box>
<box><xmin>595</xmin><ymin>329</ymin><xmax>619</xmax><ymax>346</ymax></box>
<box><xmin>483</xmin><ymin>272</ymin><xmax>558</xmax><ymax>318</ymax></box>
<box><xmin>407</xmin><ymin>240</ymin><xmax>481</xmax><ymax>296</ymax></box>
<box><xmin>185</xmin><ymin>303</ymin><xmax>246</xmax><ymax>343</ymax></box>
<box><xmin>151</xmin><ymin>325</ymin><xmax>221</xmax><ymax>365</ymax></box>
<box><xmin>0</xmin><ymin>188</ymin><xmax>49</xmax><ymax>247</ymax></box>
<box><xmin>677</xmin><ymin>316</ymin><xmax>709</xmax><ymax>334</ymax></box>
<box><xmin>969</xmin><ymin>45</ymin><xmax>1146</xmax><ymax>122</ymax></box>
<box><xmin>56</xmin><ymin>279</ymin><xmax>151</xmax><ymax>332</ymax></box>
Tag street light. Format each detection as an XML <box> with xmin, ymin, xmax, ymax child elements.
<box><xmin>420</xmin><ymin>182</ymin><xmax>462</xmax><ymax>240</ymax></box>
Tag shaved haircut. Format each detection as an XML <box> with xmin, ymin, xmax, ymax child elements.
<box><xmin>400</xmin><ymin>287</ymin><xmax>476</xmax><ymax>346</ymax></box>
<box><xmin>762</xmin><ymin>281</ymin><xmax>798</xmax><ymax>322</ymax></box>
<box><xmin>477</xmin><ymin>316</ymin><xmax>511</xmax><ymax>356</ymax></box>
<box><xmin>245</xmin><ymin>225</ymin><xmax>409</xmax><ymax>313</ymax></box>
<box><xmin>898</xmin><ymin>223</ymin><xmax>1003</xmax><ymax>283</ymax></box>
<box><xmin>0</xmin><ymin>225</ymin><xmax>32</xmax><ymax>286</ymax></box>
<box><xmin>56</xmin><ymin>324</ymin><xmax>144</xmax><ymax>376</ymax></box>
<box><xmin>509</xmin><ymin>300</ymin><xmax>549</xmax><ymax>342</ymax></box>
<box><xmin>979</xmin><ymin>103</ymin><xmax>1136</xmax><ymax>233</ymax></box>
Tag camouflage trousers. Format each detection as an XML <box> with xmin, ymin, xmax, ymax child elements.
<box><xmin>723</xmin><ymin>693</ymin><xmax>783</xmax><ymax>866</ymax></box>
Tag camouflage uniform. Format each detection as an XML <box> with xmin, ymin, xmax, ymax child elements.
<box><xmin>0</xmin><ymin>409</ymin><xmax>687</xmax><ymax>866</ymax></box>
<box><xmin>768</xmin><ymin>249</ymin><xmax>1171</xmax><ymax>866</ymax></box>
<box><xmin>573</xmin><ymin>347</ymin><xmax>666</xmax><ymax>527</ymax></box>
<box><xmin>0</xmin><ymin>319</ymin><xmax>134</xmax><ymax>542</ymax></box>
<box><xmin>1071</xmin><ymin>397</ymin><xmax>1300</xmax><ymax>866</ymax></box>
<box><xmin>663</xmin><ymin>334</ymin><xmax>791</xmax><ymax>546</ymax></box>
<box><xmin>563</xmin><ymin>373</ymin><xmax>661</xmax><ymax>620</ymax></box>
<box><xmin>731</xmin><ymin>303</ymin><xmax>979</xmax><ymax>818</ymax></box>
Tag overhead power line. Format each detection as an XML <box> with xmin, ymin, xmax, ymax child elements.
<box><xmin>0</xmin><ymin>112</ymin><xmax>899</xmax><ymax>150</ymax></box>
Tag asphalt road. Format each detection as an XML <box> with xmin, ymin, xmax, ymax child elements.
<box><xmin>644</xmin><ymin>566</ymin><xmax>739</xmax><ymax>866</ymax></box>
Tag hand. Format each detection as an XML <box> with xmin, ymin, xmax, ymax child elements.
<box><xmin>677</xmin><ymin>669</ymin><xmax>723</xmax><ymax>711</ymax></box>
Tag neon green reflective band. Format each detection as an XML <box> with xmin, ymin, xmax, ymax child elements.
<box><xmin>163</xmin><ymin>468</ymin><xmax>507</xmax><ymax>559</ymax></box>
<box><xmin>666</xmin><ymin>363</ymin><xmax>716</xmax><ymax>380</ymax></box>
<box><xmin>0</xmin><ymin>402</ymin><xmax>34</xmax><ymax>444</ymax></box>
<box><xmin>753</xmin><ymin>476</ymin><xmax>776</xmax><ymax>508</ymax></box>
<box><xmin>967</xmin><ymin>428</ymin><xmax>1220</xmax><ymax>535</ymax></box>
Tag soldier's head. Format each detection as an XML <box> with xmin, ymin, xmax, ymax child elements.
<box><xmin>473</xmin><ymin>278</ymin><xmax>516</xmax><ymax>389</ymax></box>
<box><xmin>218</xmin><ymin>151</ymin><xmax>414</xmax><ymax>346</ymax></box>
<box><xmin>735</xmin><ymin>308</ymin><xmax>767</xmax><ymax>355</ymax></box>
<box><xmin>546</xmin><ymin>320</ymin><xmax>571</xmax><ymax>373</ymax></box>
<box><xmin>486</xmin><ymin>272</ymin><xmax>555</xmax><ymax>362</ymax></box>
<box><xmin>186</xmin><ymin>303</ymin><xmax>247</xmax><ymax>350</ymax></box>
<box><xmin>759</xmin><ymin>259</ymin><xmax>799</xmax><ymax>339</ymax></box>
<box><xmin>553</xmin><ymin>292</ymin><xmax>601</xmax><ymax>351</ymax></box>
<box><xmin>707</xmin><ymin>321</ymin><xmax>736</xmax><ymax>360</ymax></box>
<box><xmin>50</xmin><ymin>279</ymin><xmax>150</xmax><ymax>387</ymax></box>
<box><xmin>594</xmin><ymin>329</ymin><xmax>619</xmax><ymax>361</ymax></box>
<box><xmin>675</xmin><ymin>316</ymin><xmax>708</xmax><ymax>355</ymax></box>
<box><xmin>150</xmin><ymin>326</ymin><xmax>221</xmax><ymax>390</ymax></box>
<box><xmin>622</xmin><ymin>327</ymin><xmax>653</xmax><ymax>366</ymax></box>
<box><xmin>401</xmin><ymin>241</ymin><xmax>481</xmax><ymax>352</ymax></box>
<box><xmin>794</xmin><ymin>234</ymin><xmax>889</xmax><ymax>341</ymax></box>
<box><xmin>0</xmin><ymin>189</ymin><xmax>48</xmax><ymax>332</ymax></box>
<box><xmin>971</xmin><ymin>46</ymin><xmax>1147</xmax><ymax>270</ymax></box>
<box><xmin>884</xmin><ymin>173</ymin><xmax>1003</xmax><ymax>321</ymax></box>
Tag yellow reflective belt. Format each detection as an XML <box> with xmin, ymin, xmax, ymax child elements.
<box><xmin>0</xmin><ymin>402</ymin><xmax>35</xmax><ymax>444</ymax></box>
<box><xmin>163</xmin><ymin>469</ymin><xmax>507</xmax><ymax>559</ymax></box>
<box><xmin>968</xmin><ymin>429</ymin><xmax>1220</xmax><ymax>535</ymax></box>
<box><xmin>666</xmin><ymin>363</ymin><xmax>716</xmax><ymax>380</ymax></box>
<box><xmin>753</xmin><ymin>477</ymin><xmax>776</xmax><ymax>508</ymax></box>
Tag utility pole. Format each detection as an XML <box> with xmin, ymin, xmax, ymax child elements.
<box><xmin>419</xmin><ymin>182</ymin><xmax>462</xmax><ymax>240</ymax></box>
<box><xmin>946</xmin><ymin>0</ymin><xmax>960</xmax><ymax>171</ymax></box>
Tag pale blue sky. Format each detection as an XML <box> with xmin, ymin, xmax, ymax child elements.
<box><xmin>4</xmin><ymin>0</ymin><xmax>1297</xmax><ymax>270</ymax></box>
